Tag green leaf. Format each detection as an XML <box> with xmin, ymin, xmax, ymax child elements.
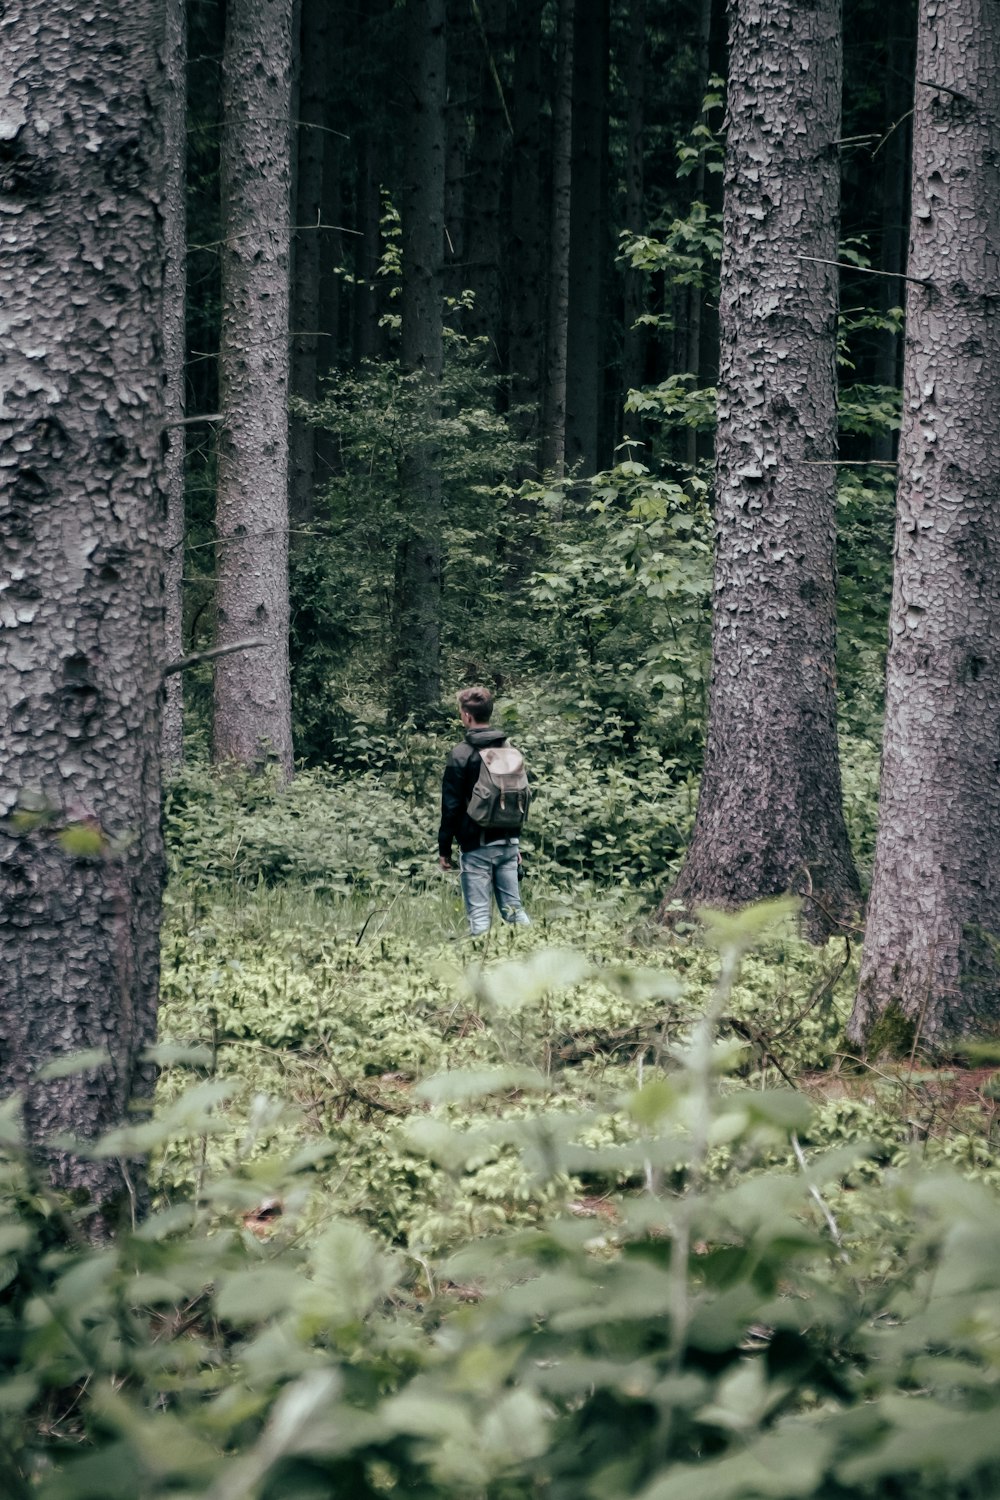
<box><xmin>629</xmin><ymin>1078</ymin><xmax>678</xmax><ymax>1126</ymax></box>
<box><xmin>744</xmin><ymin>1090</ymin><xmax>814</xmax><ymax>1133</ymax></box>
<box><xmin>697</xmin><ymin>898</ymin><xmax>800</xmax><ymax>951</ymax></box>
<box><xmin>415</xmin><ymin>1066</ymin><xmax>550</xmax><ymax>1105</ymax></box>
<box><xmin>404</xmin><ymin>1117</ymin><xmax>489</xmax><ymax>1173</ymax></box>
<box><xmin>480</xmin><ymin>1387</ymin><xmax>551</xmax><ymax>1466</ymax></box>
<box><xmin>641</xmin><ymin>1422</ymin><xmax>835</xmax><ymax>1499</ymax></box>
<box><xmin>142</xmin><ymin>1043</ymin><xmax>216</xmax><ymax>1068</ymax></box>
<box><xmin>302</xmin><ymin>1219</ymin><xmax>400</xmax><ymax>1328</ymax></box>
<box><xmin>37</xmin><ymin>1048</ymin><xmax>111</xmax><ymax>1081</ymax></box>
<box><xmin>216</xmin><ymin>1265</ymin><xmax>306</xmax><ymax>1324</ymax></box>
<box><xmin>837</xmin><ymin>1403</ymin><xmax>1000</xmax><ymax>1486</ymax></box>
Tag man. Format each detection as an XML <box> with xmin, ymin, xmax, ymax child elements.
<box><xmin>438</xmin><ymin>686</ymin><xmax>531</xmax><ymax>937</ymax></box>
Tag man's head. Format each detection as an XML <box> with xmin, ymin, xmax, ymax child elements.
<box><xmin>457</xmin><ymin>685</ymin><xmax>493</xmax><ymax>725</ymax></box>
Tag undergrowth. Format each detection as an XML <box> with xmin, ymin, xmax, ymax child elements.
<box><xmin>3</xmin><ymin>768</ymin><xmax>1000</xmax><ymax>1497</ymax></box>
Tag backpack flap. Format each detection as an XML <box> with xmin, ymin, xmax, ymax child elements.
<box><xmin>466</xmin><ymin>745</ymin><xmax>531</xmax><ymax>828</ymax></box>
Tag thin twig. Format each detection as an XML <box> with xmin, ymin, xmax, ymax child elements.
<box><xmin>188</xmin><ymin>115</ymin><xmax>351</xmax><ymax>141</ymax></box>
<box><xmin>189</xmin><ymin>222</ymin><xmax>361</xmax><ymax>253</ymax></box>
<box><xmin>470</xmin><ymin>0</ymin><xmax>514</xmax><ymax>135</ymax></box>
<box><xmin>907</xmin><ymin>953</ymin><xmax>935</xmax><ymax>1079</ymax></box>
<box><xmin>770</xmin><ymin>936</ymin><xmax>853</xmax><ymax>1045</ymax></box>
<box><xmin>804</xmin><ymin>459</ymin><xmax>897</xmax><ymax>467</ymax></box>
<box><xmin>832</xmin><ymin>1052</ymin><xmax>928</xmax><ymax>1108</ymax></box>
<box><xmin>793</xmin><ymin>253</ymin><xmax>930</xmax><ymax>287</ymax></box>
<box><xmin>872</xmin><ymin>108</ymin><xmax>914</xmax><ymax>159</ymax></box>
<box><xmin>161</xmin><ymin>638</ymin><xmax>268</xmax><ymax>678</ymax></box>
<box><xmin>726</xmin><ymin>1016</ymin><xmax>798</xmax><ymax>1088</ymax></box>
<box><xmin>792</xmin><ymin>1132</ymin><xmax>845</xmax><ymax>1251</ymax></box>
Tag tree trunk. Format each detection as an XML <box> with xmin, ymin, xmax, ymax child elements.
<box><xmin>565</xmin><ymin>0</ymin><xmax>609</xmax><ymax>477</ymax></box>
<box><xmin>355</xmin><ymin>124</ymin><xmax>384</xmax><ymax>363</ymax></box>
<box><xmin>289</xmin><ymin>0</ymin><xmax>333</xmax><ymax>530</ymax></box>
<box><xmin>685</xmin><ymin>0</ymin><xmax>714</xmax><ymax>471</ymax></box>
<box><xmin>664</xmin><ymin>0</ymin><xmax>860</xmax><ymax>939</ymax></box>
<box><xmin>465</xmin><ymin>0</ymin><xmax>508</xmax><ymax>357</ymax></box>
<box><xmin>620</xmin><ymin>0</ymin><xmax>647</xmax><ymax>407</ymax></box>
<box><xmin>871</xmin><ymin>0</ymin><xmax>916</xmax><ymax>463</ymax></box>
<box><xmin>444</xmin><ymin>0</ymin><xmax>472</xmax><ymax>325</ymax></box>
<box><xmin>389</xmin><ymin>0</ymin><xmax>446</xmax><ymax>726</ymax></box>
<box><xmin>849</xmin><ymin>0</ymin><xmax>1000</xmax><ymax>1047</ymax></box>
<box><xmin>541</xmin><ymin>0</ymin><xmax>574</xmax><ymax>477</ymax></box>
<box><xmin>214</xmin><ymin>0</ymin><xmax>295</xmax><ymax>777</ymax></box>
<box><xmin>508</xmin><ymin>0</ymin><xmax>545</xmax><ymax>471</ymax></box>
<box><xmin>0</xmin><ymin>0</ymin><xmax>167</xmax><ymax>1218</ymax></box>
<box><xmin>163</xmin><ymin>0</ymin><xmax>188</xmax><ymax>769</ymax></box>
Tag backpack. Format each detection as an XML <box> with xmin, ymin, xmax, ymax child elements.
<box><xmin>466</xmin><ymin>744</ymin><xmax>531</xmax><ymax>830</ymax></box>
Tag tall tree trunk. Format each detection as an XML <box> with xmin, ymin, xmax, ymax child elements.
<box><xmin>289</xmin><ymin>0</ymin><xmax>333</xmax><ymax>529</ymax></box>
<box><xmin>163</xmin><ymin>0</ymin><xmax>188</xmax><ymax>768</ymax></box>
<box><xmin>355</xmin><ymin>124</ymin><xmax>384</xmax><ymax>363</ymax></box>
<box><xmin>620</xmin><ymin>0</ymin><xmax>647</xmax><ymax>408</ymax></box>
<box><xmin>0</xmin><ymin>0</ymin><xmax>167</xmax><ymax>1218</ymax></box>
<box><xmin>508</xmin><ymin>0</ymin><xmax>545</xmax><ymax>472</ymax></box>
<box><xmin>849</xmin><ymin>0</ymin><xmax>1000</xmax><ymax>1046</ymax></box>
<box><xmin>685</xmin><ymin>0</ymin><xmax>714</xmax><ymax>470</ymax></box>
<box><xmin>465</xmin><ymin>0</ymin><xmax>508</xmax><ymax>357</ymax></box>
<box><xmin>565</xmin><ymin>0</ymin><xmax>609</xmax><ymax>477</ymax></box>
<box><xmin>389</xmin><ymin>0</ymin><xmax>446</xmax><ymax>726</ymax></box>
<box><xmin>444</xmin><ymin>0</ymin><xmax>472</xmax><ymax>324</ymax></box>
<box><xmin>871</xmin><ymin>0</ymin><xmax>916</xmax><ymax>462</ymax></box>
<box><xmin>214</xmin><ymin>0</ymin><xmax>295</xmax><ymax>777</ymax></box>
<box><xmin>664</xmin><ymin>0</ymin><xmax>860</xmax><ymax>938</ymax></box>
<box><xmin>541</xmin><ymin>0</ymin><xmax>574</xmax><ymax>477</ymax></box>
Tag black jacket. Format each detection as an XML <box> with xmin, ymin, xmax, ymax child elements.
<box><xmin>438</xmin><ymin>726</ymin><xmax>512</xmax><ymax>858</ymax></box>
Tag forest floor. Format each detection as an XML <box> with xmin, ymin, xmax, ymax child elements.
<box><xmin>9</xmin><ymin>765</ymin><xmax>1000</xmax><ymax>1498</ymax></box>
<box><xmin>156</xmin><ymin>804</ymin><xmax>1000</xmax><ymax>1259</ymax></box>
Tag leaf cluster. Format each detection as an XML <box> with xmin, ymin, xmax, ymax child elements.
<box><xmin>5</xmin><ymin>906</ymin><xmax>1000</xmax><ymax>1497</ymax></box>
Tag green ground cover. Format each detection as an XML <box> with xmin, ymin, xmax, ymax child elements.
<box><xmin>4</xmin><ymin>758</ymin><xmax>1000</xmax><ymax>1498</ymax></box>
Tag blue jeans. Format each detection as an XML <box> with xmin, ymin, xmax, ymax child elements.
<box><xmin>459</xmin><ymin>839</ymin><xmax>530</xmax><ymax>936</ymax></box>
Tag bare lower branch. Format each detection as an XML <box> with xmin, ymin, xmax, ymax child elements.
<box><xmin>161</xmin><ymin>412</ymin><xmax>222</xmax><ymax>429</ymax></box>
<box><xmin>162</xmin><ymin>638</ymin><xmax>268</xmax><ymax>678</ymax></box>
<box><xmin>793</xmin><ymin>252</ymin><xmax>930</xmax><ymax>286</ymax></box>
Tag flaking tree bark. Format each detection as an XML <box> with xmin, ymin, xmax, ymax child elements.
<box><xmin>664</xmin><ymin>0</ymin><xmax>860</xmax><ymax>938</ymax></box>
<box><xmin>162</xmin><ymin>0</ymin><xmax>188</xmax><ymax>768</ymax></box>
<box><xmin>0</xmin><ymin>0</ymin><xmax>168</xmax><ymax>1217</ymax></box>
<box><xmin>849</xmin><ymin>0</ymin><xmax>1000</xmax><ymax>1046</ymax></box>
<box><xmin>214</xmin><ymin>0</ymin><xmax>295</xmax><ymax>777</ymax></box>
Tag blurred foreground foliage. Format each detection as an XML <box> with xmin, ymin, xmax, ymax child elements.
<box><xmin>4</xmin><ymin>867</ymin><xmax>1000</xmax><ymax>1497</ymax></box>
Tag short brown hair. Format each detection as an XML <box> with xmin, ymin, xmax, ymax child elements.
<box><xmin>457</xmin><ymin>685</ymin><xmax>493</xmax><ymax>722</ymax></box>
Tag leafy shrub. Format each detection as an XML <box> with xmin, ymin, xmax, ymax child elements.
<box><xmin>5</xmin><ymin>907</ymin><xmax>1000</xmax><ymax>1497</ymax></box>
<box><xmin>164</xmin><ymin>761</ymin><xmax>434</xmax><ymax>896</ymax></box>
